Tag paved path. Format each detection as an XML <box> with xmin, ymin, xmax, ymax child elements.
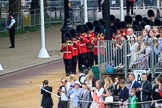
<box><xmin>0</xmin><ymin>25</ymin><xmax>63</xmax><ymax>75</ymax></box>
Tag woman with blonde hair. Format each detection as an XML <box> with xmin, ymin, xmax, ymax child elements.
<box><xmin>103</xmin><ymin>77</ymin><xmax>114</xmax><ymax>108</ymax></box>
<box><xmin>85</xmin><ymin>70</ymin><xmax>97</xmax><ymax>89</ymax></box>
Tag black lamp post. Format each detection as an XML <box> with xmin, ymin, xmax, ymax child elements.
<box><xmin>103</xmin><ymin>0</ymin><xmax>111</xmax><ymax>40</ymax></box>
<box><xmin>61</xmin><ymin>0</ymin><xmax>72</xmax><ymax>44</ymax></box>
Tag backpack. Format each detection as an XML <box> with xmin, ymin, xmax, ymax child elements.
<box><xmin>105</xmin><ymin>63</ymin><xmax>114</xmax><ymax>74</ymax></box>
<box><xmin>79</xmin><ymin>74</ymin><xmax>86</xmax><ymax>84</ymax></box>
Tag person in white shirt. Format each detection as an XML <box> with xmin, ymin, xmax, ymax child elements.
<box><xmin>90</xmin><ymin>80</ymin><xmax>104</xmax><ymax>108</ymax></box>
<box><xmin>7</xmin><ymin>13</ymin><xmax>16</xmax><ymax>48</ymax></box>
<box><xmin>57</xmin><ymin>78</ymin><xmax>68</xmax><ymax>108</ymax></box>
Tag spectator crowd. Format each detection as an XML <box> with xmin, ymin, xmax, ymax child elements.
<box><xmin>40</xmin><ymin>70</ymin><xmax>162</xmax><ymax>108</ymax></box>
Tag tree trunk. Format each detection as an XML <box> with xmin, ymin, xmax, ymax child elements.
<box><xmin>30</xmin><ymin>0</ymin><xmax>40</xmax><ymax>14</ymax></box>
<box><xmin>9</xmin><ymin>0</ymin><xmax>21</xmax><ymax>13</ymax></box>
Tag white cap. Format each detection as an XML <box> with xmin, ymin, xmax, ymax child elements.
<box><xmin>145</xmin><ymin>25</ymin><xmax>151</xmax><ymax>31</ymax></box>
<box><xmin>74</xmin><ymin>80</ymin><xmax>81</xmax><ymax>86</ymax></box>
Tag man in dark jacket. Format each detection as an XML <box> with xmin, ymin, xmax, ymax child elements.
<box><xmin>128</xmin><ymin>73</ymin><xmax>141</xmax><ymax>101</ymax></box>
<box><xmin>41</xmin><ymin>80</ymin><xmax>53</xmax><ymax>108</ymax></box>
<box><xmin>139</xmin><ymin>73</ymin><xmax>152</xmax><ymax>108</ymax></box>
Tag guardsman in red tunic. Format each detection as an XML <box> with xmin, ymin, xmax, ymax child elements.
<box><xmin>61</xmin><ymin>32</ymin><xmax>73</xmax><ymax>76</ymax></box>
<box><xmin>83</xmin><ymin>24</ymin><xmax>91</xmax><ymax>69</ymax></box>
<box><xmin>76</xmin><ymin>25</ymin><xmax>87</xmax><ymax>72</ymax></box>
<box><xmin>120</xmin><ymin>21</ymin><xmax>128</xmax><ymax>36</ymax></box>
<box><xmin>69</xmin><ymin>29</ymin><xmax>79</xmax><ymax>74</ymax></box>
<box><xmin>86</xmin><ymin>22</ymin><xmax>95</xmax><ymax>68</ymax></box>
<box><xmin>93</xmin><ymin>26</ymin><xmax>105</xmax><ymax>65</ymax></box>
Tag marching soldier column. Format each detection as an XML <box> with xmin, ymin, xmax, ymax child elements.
<box><xmin>61</xmin><ymin>22</ymin><xmax>105</xmax><ymax>76</ymax></box>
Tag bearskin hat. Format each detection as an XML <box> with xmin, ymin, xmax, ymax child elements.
<box><xmin>64</xmin><ymin>32</ymin><xmax>72</xmax><ymax>41</ymax></box>
<box><xmin>135</xmin><ymin>15</ymin><xmax>143</xmax><ymax>22</ymax></box>
<box><xmin>124</xmin><ymin>15</ymin><xmax>133</xmax><ymax>24</ymax></box>
<box><xmin>69</xmin><ymin>28</ymin><xmax>77</xmax><ymax>38</ymax></box>
<box><xmin>110</xmin><ymin>15</ymin><xmax>116</xmax><ymax>24</ymax></box>
<box><xmin>120</xmin><ymin>21</ymin><xmax>127</xmax><ymax>29</ymax></box>
<box><xmin>86</xmin><ymin>22</ymin><xmax>93</xmax><ymax>31</ymax></box>
<box><xmin>76</xmin><ymin>25</ymin><xmax>84</xmax><ymax>34</ymax></box>
<box><xmin>94</xmin><ymin>25</ymin><xmax>102</xmax><ymax>34</ymax></box>
<box><xmin>147</xmin><ymin>9</ymin><xmax>155</xmax><ymax>18</ymax></box>
<box><xmin>83</xmin><ymin>24</ymin><xmax>89</xmax><ymax>33</ymax></box>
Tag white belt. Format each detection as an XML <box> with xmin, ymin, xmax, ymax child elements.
<box><xmin>80</xmin><ymin>44</ymin><xmax>86</xmax><ymax>46</ymax></box>
<box><xmin>73</xmin><ymin>48</ymin><xmax>77</xmax><ymax>50</ymax></box>
<box><xmin>64</xmin><ymin>51</ymin><xmax>71</xmax><ymax>53</ymax></box>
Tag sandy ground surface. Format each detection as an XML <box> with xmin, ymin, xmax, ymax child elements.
<box><xmin>0</xmin><ymin>61</ymin><xmax>76</xmax><ymax>108</ymax></box>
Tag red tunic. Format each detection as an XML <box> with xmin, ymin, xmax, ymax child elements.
<box><xmin>61</xmin><ymin>44</ymin><xmax>73</xmax><ymax>59</ymax></box>
<box><xmin>72</xmin><ymin>40</ymin><xmax>79</xmax><ymax>56</ymax></box>
<box><xmin>79</xmin><ymin>34</ymin><xmax>88</xmax><ymax>54</ymax></box>
<box><xmin>86</xmin><ymin>34</ymin><xmax>95</xmax><ymax>52</ymax></box>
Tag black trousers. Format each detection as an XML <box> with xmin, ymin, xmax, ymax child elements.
<box><xmin>78</xmin><ymin>53</ymin><xmax>87</xmax><ymax>71</ymax></box>
<box><xmin>78</xmin><ymin>54</ymin><xmax>82</xmax><ymax>71</ymax></box>
<box><xmin>9</xmin><ymin>29</ymin><xmax>15</xmax><ymax>47</ymax></box>
<box><xmin>60</xmin><ymin>101</ymin><xmax>68</xmax><ymax>108</ymax></box>
<box><xmin>72</xmin><ymin>56</ymin><xmax>78</xmax><ymax>74</ymax></box>
<box><xmin>64</xmin><ymin>59</ymin><xmax>72</xmax><ymax>75</ymax></box>
<box><xmin>126</xmin><ymin>1</ymin><xmax>134</xmax><ymax>15</ymax></box>
<box><xmin>86</xmin><ymin>52</ymin><xmax>94</xmax><ymax>68</ymax></box>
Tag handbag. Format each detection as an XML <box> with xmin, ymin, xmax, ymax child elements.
<box><xmin>105</xmin><ymin>96</ymin><xmax>113</xmax><ymax>103</ymax></box>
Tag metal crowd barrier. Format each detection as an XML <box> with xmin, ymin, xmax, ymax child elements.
<box><xmin>98</xmin><ymin>37</ymin><xmax>162</xmax><ymax>80</ymax></box>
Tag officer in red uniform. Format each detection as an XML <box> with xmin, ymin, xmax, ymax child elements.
<box><xmin>69</xmin><ymin>29</ymin><xmax>79</xmax><ymax>74</ymax></box>
<box><xmin>83</xmin><ymin>25</ymin><xmax>91</xmax><ymax>69</ymax></box>
<box><xmin>86</xmin><ymin>22</ymin><xmax>95</xmax><ymax>68</ymax></box>
<box><xmin>93</xmin><ymin>26</ymin><xmax>105</xmax><ymax>65</ymax></box>
<box><xmin>76</xmin><ymin>25</ymin><xmax>88</xmax><ymax>72</ymax></box>
<box><xmin>61</xmin><ymin>32</ymin><xmax>73</xmax><ymax>76</ymax></box>
<box><xmin>120</xmin><ymin>21</ymin><xmax>128</xmax><ymax>36</ymax></box>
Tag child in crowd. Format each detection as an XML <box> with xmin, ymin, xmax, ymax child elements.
<box><xmin>57</xmin><ymin>78</ymin><xmax>68</xmax><ymax>108</ymax></box>
<box><xmin>118</xmin><ymin>79</ymin><xmax>129</xmax><ymax>108</ymax></box>
<box><xmin>128</xmin><ymin>89</ymin><xmax>140</xmax><ymax>108</ymax></box>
